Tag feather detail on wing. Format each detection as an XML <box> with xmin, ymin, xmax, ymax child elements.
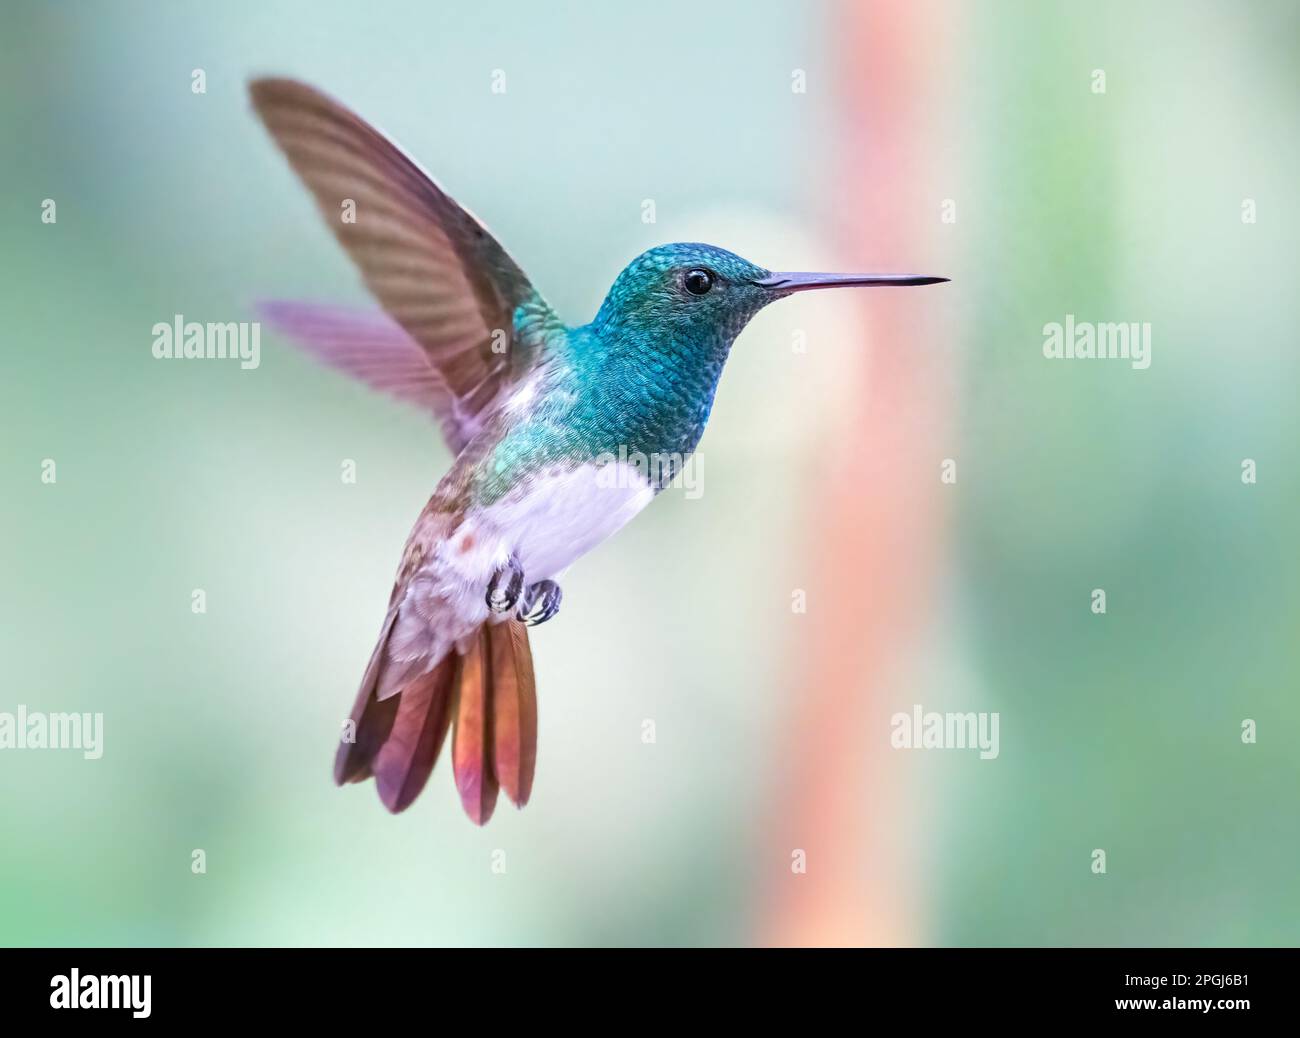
<box><xmin>256</xmin><ymin>301</ymin><xmax>477</xmax><ymax>448</ymax></box>
<box><xmin>249</xmin><ymin>77</ymin><xmax>559</xmax><ymax>454</ymax></box>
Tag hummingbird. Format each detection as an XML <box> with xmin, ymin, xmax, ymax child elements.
<box><xmin>249</xmin><ymin>78</ymin><xmax>947</xmax><ymax>825</ymax></box>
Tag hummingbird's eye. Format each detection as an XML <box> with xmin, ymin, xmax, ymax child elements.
<box><xmin>683</xmin><ymin>269</ymin><xmax>714</xmax><ymax>296</ymax></box>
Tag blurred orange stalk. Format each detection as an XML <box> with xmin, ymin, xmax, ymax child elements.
<box><xmin>760</xmin><ymin>0</ymin><xmax>956</xmax><ymax>947</ymax></box>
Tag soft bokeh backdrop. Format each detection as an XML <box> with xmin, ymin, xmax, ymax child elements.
<box><xmin>2</xmin><ymin>0</ymin><xmax>1296</xmax><ymax>946</ymax></box>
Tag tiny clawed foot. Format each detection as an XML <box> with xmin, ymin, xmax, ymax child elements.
<box><xmin>520</xmin><ymin>580</ymin><xmax>562</xmax><ymax>627</ymax></box>
<box><xmin>486</xmin><ymin>557</ymin><xmax>525</xmax><ymax>614</ymax></box>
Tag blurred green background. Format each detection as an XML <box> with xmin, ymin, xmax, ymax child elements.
<box><xmin>1</xmin><ymin>0</ymin><xmax>1297</xmax><ymax>946</ymax></box>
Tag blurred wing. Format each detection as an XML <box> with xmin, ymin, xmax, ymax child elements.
<box><xmin>255</xmin><ymin>300</ymin><xmax>472</xmax><ymax>449</ymax></box>
<box><xmin>250</xmin><ymin>77</ymin><xmax>556</xmax><ymax>453</ymax></box>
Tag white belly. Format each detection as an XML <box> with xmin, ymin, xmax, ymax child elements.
<box><xmin>383</xmin><ymin>461</ymin><xmax>656</xmax><ymax>686</ymax></box>
<box><xmin>494</xmin><ymin>460</ymin><xmax>656</xmax><ymax>579</ymax></box>
<box><xmin>428</xmin><ymin>460</ymin><xmax>655</xmax><ymax>617</ymax></box>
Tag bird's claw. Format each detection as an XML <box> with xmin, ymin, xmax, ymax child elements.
<box><xmin>519</xmin><ymin>580</ymin><xmax>562</xmax><ymax>627</ymax></box>
<box><xmin>486</xmin><ymin>557</ymin><xmax>525</xmax><ymax>614</ymax></box>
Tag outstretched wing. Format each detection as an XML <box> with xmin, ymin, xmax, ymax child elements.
<box><xmin>250</xmin><ymin>77</ymin><xmax>557</xmax><ymax>453</ymax></box>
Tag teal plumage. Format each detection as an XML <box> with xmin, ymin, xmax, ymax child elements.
<box><xmin>470</xmin><ymin>244</ymin><xmax>773</xmax><ymax>504</ymax></box>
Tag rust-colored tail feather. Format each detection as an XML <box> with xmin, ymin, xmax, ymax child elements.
<box><xmin>452</xmin><ymin>628</ymin><xmax>501</xmax><ymax>825</ymax></box>
<box><xmin>334</xmin><ymin>612</ymin><xmax>401</xmax><ymax>785</ymax></box>
<box><xmin>335</xmin><ymin>618</ymin><xmax>538</xmax><ymax>824</ymax></box>
<box><xmin>489</xmin><ymin>620</ymin><xmax>538</xmax><ymax>807</ymax></box>
<box><xmin>373</xmin><ymin>658</ymin><xmax>457</xmax><ymax>812</ymax></box>
<box><xmin>335</xmin><ymin>691</ymin><xmax>398</xmax><ymax>785</ymax></box>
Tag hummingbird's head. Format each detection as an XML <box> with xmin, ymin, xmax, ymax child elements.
<box><xmin>583</xmin><ymin>242</ymin><xmax>946</xmax><ymax>453</ymax></box>
<box><xmin>592</xmin><ymin>242</ymin><xmax>948</xmax><ymax>351</ymax></box>
<box><xmin>593</xmin><ymin>243</ymin><xmax>776</xmax><ymax>346</ymax></box>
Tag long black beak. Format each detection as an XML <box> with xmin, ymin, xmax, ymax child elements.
<box><xmin>756</xmin><ymin>272</ymin><xmax>949</xmax><ymax>292</ymax></box>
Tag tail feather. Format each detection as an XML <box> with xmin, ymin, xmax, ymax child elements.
<box><xmin>335</xmin><ymin>617</ymin><xmax>538</xmax><ymax>824</ymax></box>
<box><xmin>334</xmin><ymin>691</ymin><xmax>399</xmax><ymax>785</ymax></box>
<box><xmin>334</xmin><ymin>611</ymin><xmax>401</xmax><ymax>784</ymax></box>
<box><xmin>373</xmin><ymin>656</ymin><xmax>457</xmax><ymax>812</ymax></box>
<box><xmin>451</xmin><ymin>628</ymin><xmax>501</xmax><ymax>825</ymax></box>
<box><xmin>489</xmin><ymin>620</ymin><xmax>538</xmax><ymax>807</ymax></box>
